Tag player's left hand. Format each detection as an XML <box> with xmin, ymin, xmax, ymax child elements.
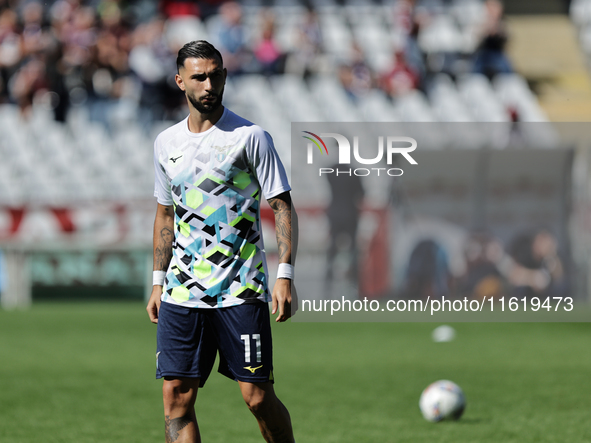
<box><xmin>146</xmin><ymin>286</ymin><xmax>162</xmax><ymax>324</ymax></box>
<box><xmin>271</xmin><ymin>279</ymin><xmax>298</xmax><ymax>322</ymax></box>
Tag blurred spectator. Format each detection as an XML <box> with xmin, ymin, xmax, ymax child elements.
<box><xmin>338</xmin><ymin>44</ymin><xmax>373</xmax><ymax>102</ymax></box>
<box><xmin>97</xmin><ymin>0</ymin><xmax>126</xmax><ymax>31</ymax></box>
<box><xmin>9</xmin><ymin>57</ymin><xmax>46</xmax><ymax>117</ymax></box>
<box><xmin>472</xmin><ymin>0</ymin><xmax>513</xmax><ymax>79</ymax></box>
<box><xmin>459</xmin><ymin>229</ymin><xmax>567</xmax><ymax>301</ymax></box>
<box><xmin>85</xmin><ymin>14</ymin><xmax>133</xmax><ymax>129</ymax></box>
<box><xmin>21</xmin><ymin>1</ymin><xmax>45</xmax><ymax>57</ymax></box>
<box><xmin>208</xmin><ymin>1</ymin><xmax>249</xmax><ymax>76</ymax></box>
<box><xmin>0</xmin><ymin>8</ymin><xmax>22</xmax><ymax>103</ymax></box>
<box><xmin>382</xmin><ymin>0</ymin><xmax>424</xmax><ymax>97</ymax></box>
<box><xmin>285</xmin><ymin>6</ymin><xmax>324</xmax><ymax>78</ymax></box>
<box><xmin>392</xmin><ymin>0</ymin><xmax>415</xmax><ymax>38</ymax></box>
<box><xmin>129</xmin><ymin>16</ymin><xmax>179</xmax><ymax>126</ymax></box>
<box><xmin>404</xmin><ymin>239</ymin><xmax>452</xmax><ymax>300</ymax></box>
<box><xmin>325</xmin><ymin>162</ymin><xmax>365</xmax><ymax>292</ymax></box>
<box><xmin>404</xmin><ymin>18</ymin><xmax>426</xmax><ymax>82</ymax></box>
<box><xmin>350</xmin><ymin>44</ymin><xmax>373</xmax><ymax>94</ymax></box>
<box><xmin>338</xmin><ymin>63</ymin><xmax>356</xmax><ymax>101</ymax></box>
<box><xmin>507</xmin><ymin>229</ymin><xmax>566</xmax><ymax>298</ymax></box>
<box><xmin>58</xmin><ymin>5</ymin><xmax>96</xmax><ymax>75</ymax></box>
<box><xmin>392</xmin><ymin>1</ymin><xmax>420</xmax><ymax>57</ymax></box>
<box><xmin>379</xmin><ymin>50</ymin><xmax>420</xmax><ymax>98</ymax></box>
<box><xmin>159</xmin><ymin>0</ymin><xmax>200</xmax><ymax>19</ymax></box>
<box><xmin>460</xmin><ymin>232</ymin><xmax>504</xmax><ymax>300</ymax></box>
<box><xmin>43</xmin><ymin>33</ymin><xmax>70</xmax><ymax>122</ymax></box>
<box><xmin>391</xmin><ymin>0</ymin><xmax>427</xmax><ymax>83</ymax></box>
<box><xmin>252</xmin><ymin>10</ymin><xmax>285</xmax><ymax>76</ymax></box>
<box><xmin>160</xmin><ymin>0</ymin><xmax>223</xmax><ymax>20</ymax></box>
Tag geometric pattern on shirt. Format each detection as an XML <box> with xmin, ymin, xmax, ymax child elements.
<box><xmin>163</xmin><ymin>143</ymin><xmax>269</xmax><ymax>308</ymax></box>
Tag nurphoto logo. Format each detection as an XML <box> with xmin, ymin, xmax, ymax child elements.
<box><xmin>302</xmin><ymin>131</ymin><xmax>418</xmax><ymax>177</ymax></box>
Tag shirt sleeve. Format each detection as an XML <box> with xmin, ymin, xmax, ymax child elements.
<box><xmin>248</xmin><ymin>128</ymin><xmax>291</xmax><ymax>199</ymax></box>
<box><xmin>153</xmin><ymin>137</ymin><xmax>174</xmax><ymax>206</ymax></box>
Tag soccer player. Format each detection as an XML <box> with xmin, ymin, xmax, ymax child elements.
<box><xmin>146</xmin><ymin>40</ymin><xmax>297</xmax><ymax>443</ymax></box>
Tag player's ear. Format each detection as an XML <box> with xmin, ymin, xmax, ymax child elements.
<box><xmin>175</xmin><ymin>73</ymin><xmax>185</xmax><ymax>91</ymax></box>
<box><xmin>223</xmin><ymin>67</ymin><xmax>228</xmax><ymax>81</ymax></box>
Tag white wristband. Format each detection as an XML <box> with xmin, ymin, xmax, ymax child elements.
<box><xmin>277</xmin><ymin>263</ymin><xmax>294</xmax><ymax>280</ymax></box>
<box><xmin>153</xmin><ymin>271</ymin><xmax>166</xmax><ymax>286</ymax></box>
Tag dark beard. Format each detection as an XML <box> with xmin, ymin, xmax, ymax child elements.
<box><xmin>187</xmin><ymin>88</ymin><xmax>224</xmax><ymax>115</ymax></box>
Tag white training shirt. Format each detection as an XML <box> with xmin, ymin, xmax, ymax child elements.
<box><xmin>153</xmin><ymin>108</ymin><xmax>291</xmax><ymax>308</ymax></box>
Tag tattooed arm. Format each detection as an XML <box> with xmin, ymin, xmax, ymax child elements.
<box><xmin>147</xmin><ymin>203</ymin><xmax>175</xmax><ymax>324</ymax></box>
<box><xmin>267</xmin><ymin>192</ymin><xmax>298</xmax><ymax>322</ymax></box>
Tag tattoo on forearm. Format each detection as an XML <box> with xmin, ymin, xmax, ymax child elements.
<box><xmin>165</xmin><ymin>414</ymin><xmax>192</xmax><ymax>443</ymax></box>
<box><xmin>268</xmin><ymin>195</ymin><xmax>297</xmax><ymax>264</ymax></box>
<box><xmin>155</xmin><ymin>226</ymin><xmax>173</xmax><ymax>271</ymax></box>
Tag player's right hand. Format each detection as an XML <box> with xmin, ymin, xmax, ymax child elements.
<box><xmin>146</xmin><ymin>287</ymin><xmax>162</xmax><ymax>324</ymax></box>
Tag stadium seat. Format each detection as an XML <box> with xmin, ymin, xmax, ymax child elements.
<box><xmin>394</xmin><ymin>90</ymin><xmax>436</xmax><ymax>122</ymax></box>
<box><xmin>457</xmin><ymin>73</ymin><xmax>510</xmax><ymax>122</ymax></box>
<box><xmin>273</xmin><ymin>6</ymin><xmax>306</xmax><ymax>52</ymax></box>
<box><xmin>493</xmin><ymin>73</ymin><xmax>548</xmax><ymax>122</ymax></box>
<box><xmin>429</xmin><ymin>74</ymin><xmax>474</xmax><ymax>122</ymax></box>
<box><xmin>270</xmin><ymin>75</ymin><xmax>326</xmax><ymax>121</ymax></box>
<box><xmin>318</xmin><ymin>13</ymin><xmax>353</xmax><ymax>61</ymax></box>
<box><xmin>309</xmin><ymin>75</ymin><xmax>363</xmax><ymax>121</ymax></box>
<box><xmin>418</xmin><ymin>14</ymin><xmax>466</xmax><ymax>54</ymax></box>
<box><xmin>164</xmin><ymin>16</ymin><xmax>209</xmax><ymax>50</ymax></box>
<box><xmin>450</xmin><ymin>0</ymin><xmax>486</xmax><ymax>30</ymax></box>
<box><xmin>358</xmin><ymin>90</ymin><xmax>400</xmax><ymax>122</ymax></box>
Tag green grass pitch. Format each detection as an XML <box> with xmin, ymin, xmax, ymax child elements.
<box><xmin>1</xmin><ymin>302</ymin><xmax>590</xmax><ymax>442</ymax></box>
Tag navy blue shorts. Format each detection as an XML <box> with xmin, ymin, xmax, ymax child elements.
<box><xmin>156</xmin><ymin>301</ymin><xmax>274</xmax><ymax>387</ymax></box>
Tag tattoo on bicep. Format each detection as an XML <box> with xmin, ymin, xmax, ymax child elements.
<box><xmin>155</xmin><ymin>226</ymin><xmax>174</xmax><ymax>271</ymax></box>
<box><xmin>165</xmin><ymin>414</ymin><xmax>192</xmax><ymax>443</ymax></box>
<box><xmin>269</xmin><ymin>197</ymin><xmax>292</xmax><ymax>262</ymax></box>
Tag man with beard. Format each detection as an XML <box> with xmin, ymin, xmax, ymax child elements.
<box><xmin>146</xmin><ymin>40</ymin><xmax>297</xmax><ymax>443</ymax></box>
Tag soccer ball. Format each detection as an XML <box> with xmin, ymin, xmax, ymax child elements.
<box><xmin>419</xmin><ymin>380</ymin><xmax>466</xmax><ymax>422</ymax></box>
<box><xmin>431</xmin><ymin>325</ymin><xmax>456</xmax><ymax>342</ymax></box>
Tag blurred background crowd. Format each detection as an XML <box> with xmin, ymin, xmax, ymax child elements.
<box><xmin>0</xmin><ymin>0</ymin><xmax>524</xmax><ymax>128</ymax></box>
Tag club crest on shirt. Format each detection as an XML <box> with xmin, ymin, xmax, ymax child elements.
<box><xmin>212</xmin><ymin>144</ymin><xmax>233</xmax><ymax>162</ymax></box>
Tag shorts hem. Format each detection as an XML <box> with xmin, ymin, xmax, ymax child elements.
<box><xmin>234</xmin><ymin>376</ymin><xmax>275</xmax><ymax>384</ymax></box>
<box><xmin>156</xmin><ymin>372</ymin><xmax>203</xmax><ymax>380</ymax></box>
<box><xmin>216</xmin><ymin>366</ymin><xmax>274</xmax><ymax>384</ymax></box>
<box><xmin>230</xmin><ymin>367</ymin><xmax>275</xmax><ymax>384</ymax></box>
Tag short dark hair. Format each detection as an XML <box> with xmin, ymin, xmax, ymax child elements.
<box><xmin>176</xmin><ymin>40</ymin><xmax>224</xmax><ymax>72</ymax></box>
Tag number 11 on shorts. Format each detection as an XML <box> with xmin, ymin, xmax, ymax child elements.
<box><xmin>240</xmin><ymin>334</ymin><xmax>261</xmax><ymax>363</ymax></box>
